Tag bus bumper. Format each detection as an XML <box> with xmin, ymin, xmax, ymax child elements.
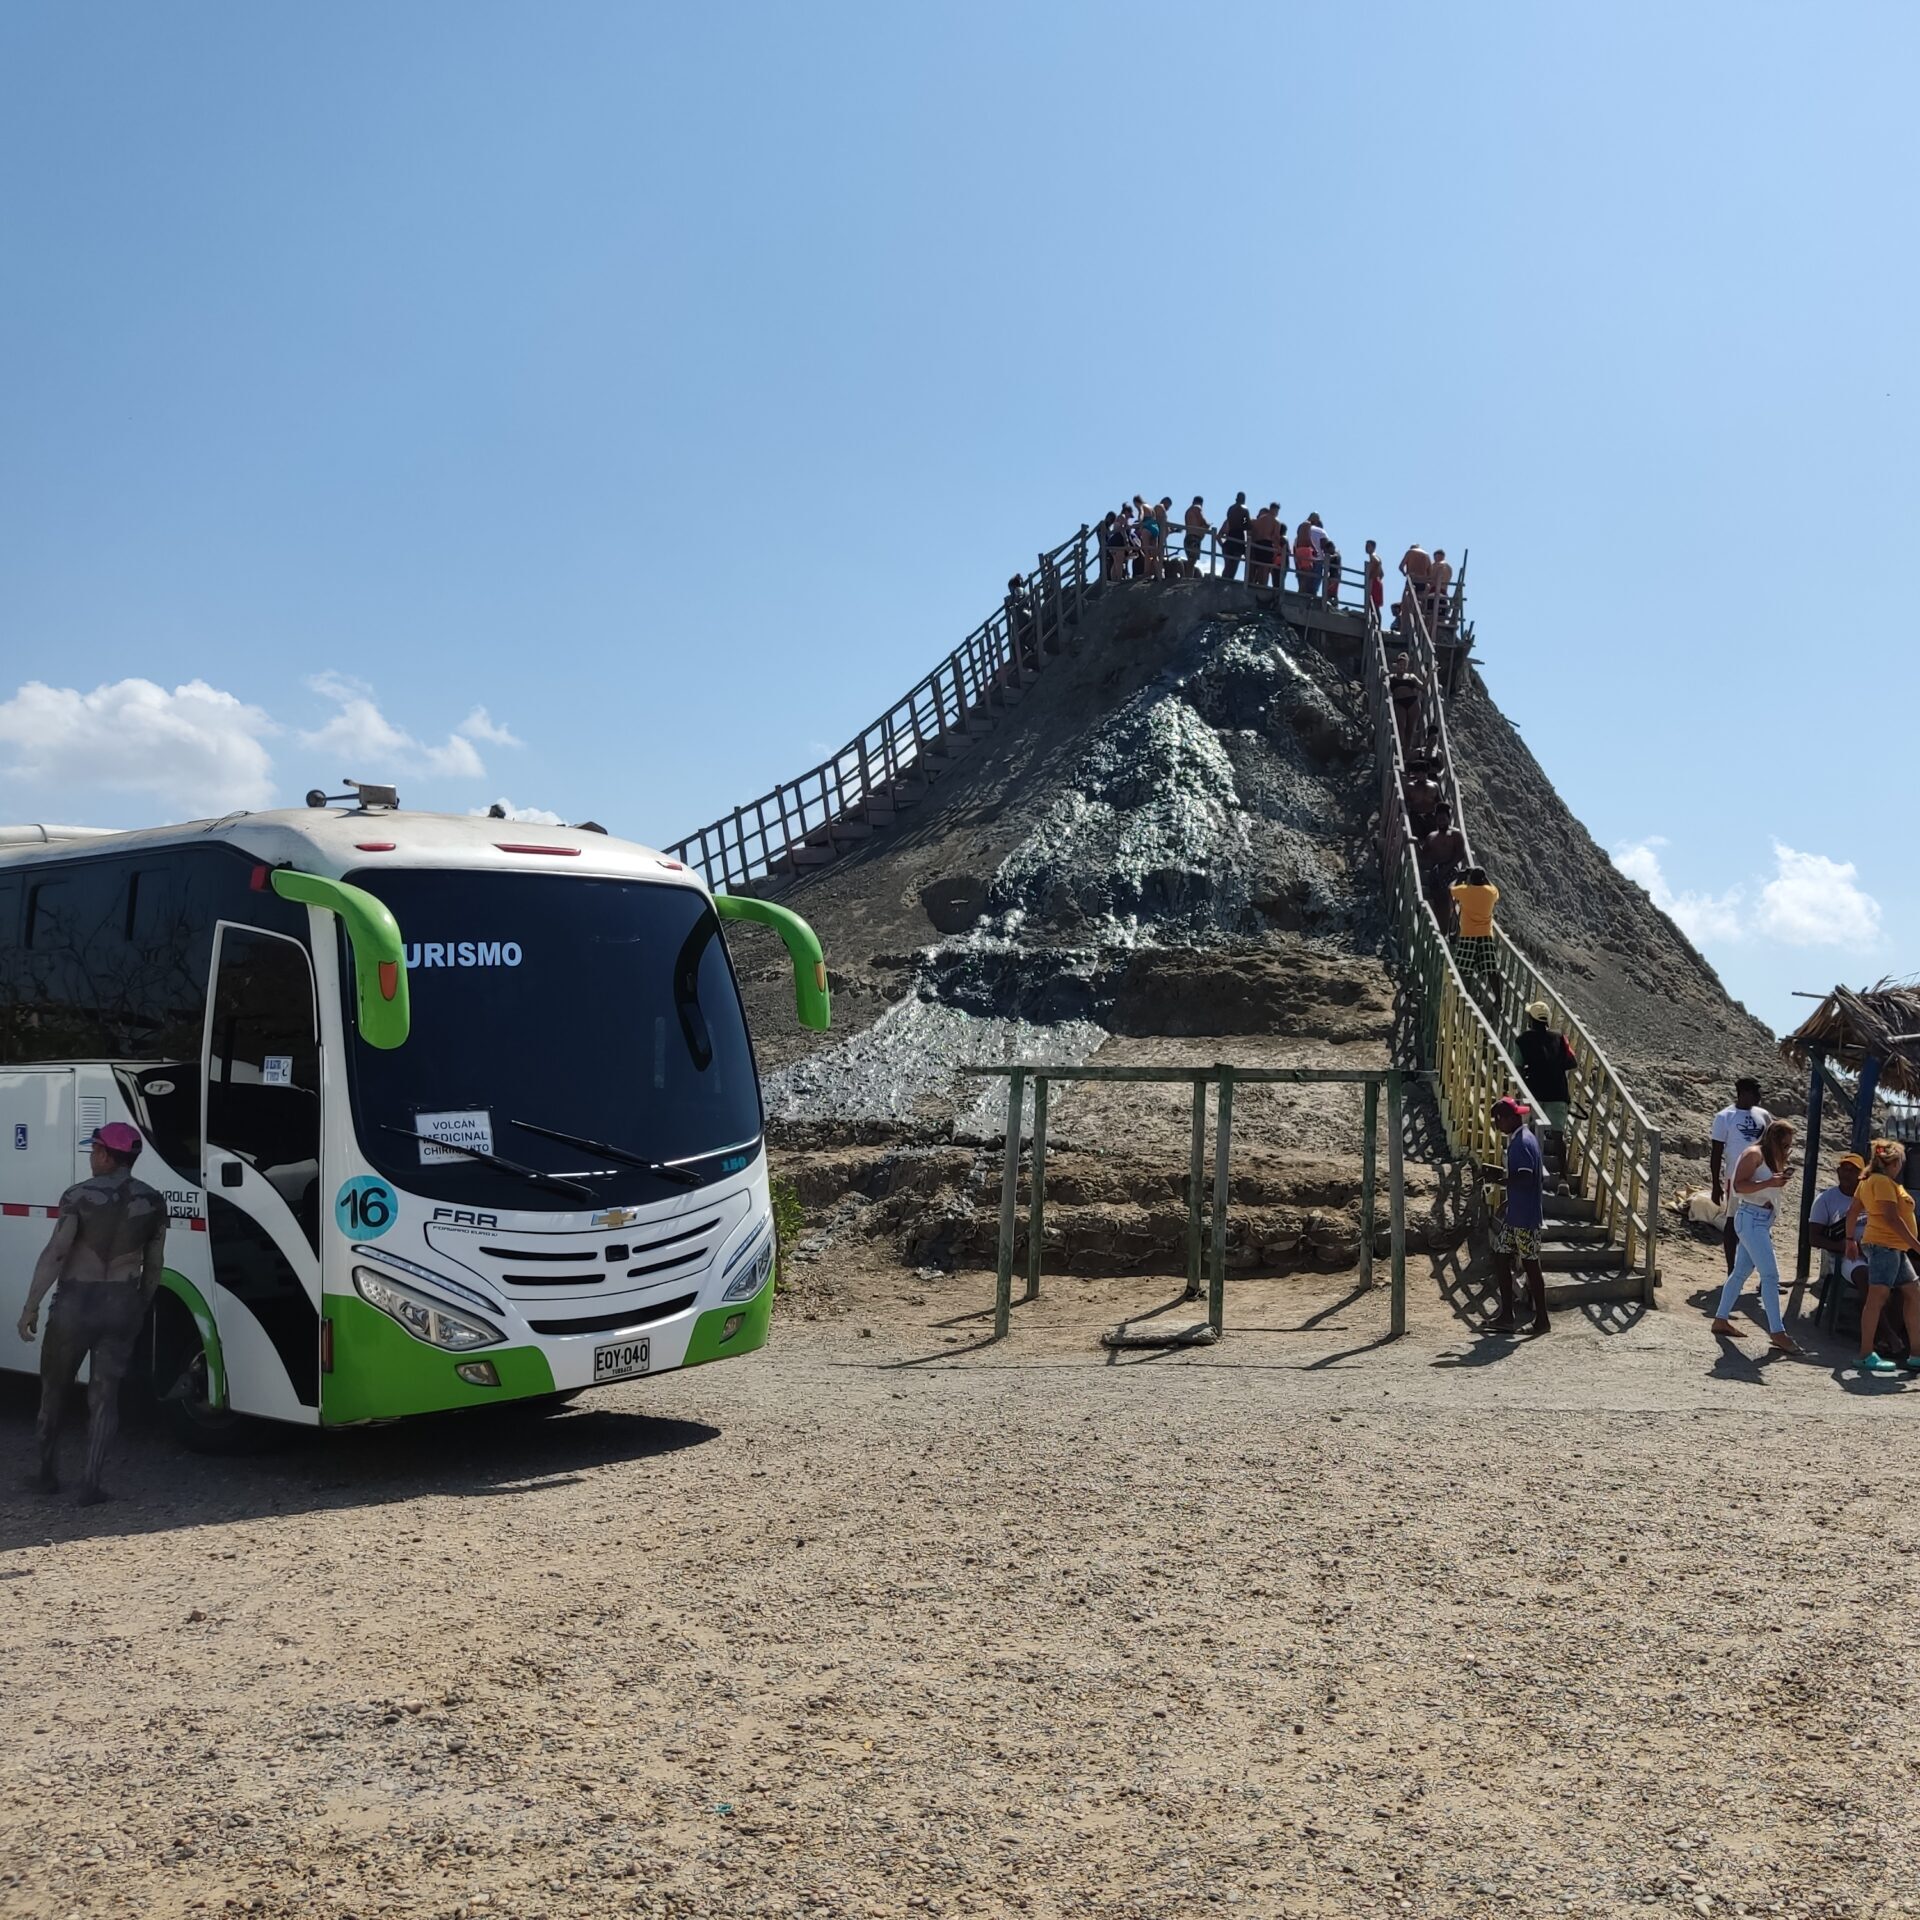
<box><xmin>321</xmin><ymin>1296</ymin><xmax>556</xmax><ymax>1424</ymax></box>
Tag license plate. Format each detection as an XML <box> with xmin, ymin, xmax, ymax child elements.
<box><xmin>593</xmin><ymin>1337</ymin><xmax>651</xmax><ymax>1382</ymax></box>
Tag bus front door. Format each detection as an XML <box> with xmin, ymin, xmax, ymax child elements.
<box><xmin>201</xmin><ymin>924</ymin><xmax>324</xmax><ymax>1422</ymax></box>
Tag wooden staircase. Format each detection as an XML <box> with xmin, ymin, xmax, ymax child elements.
<box><xmin>1361</xmin><ymin>595</ymin><xmax>1662</xmax><ymax>1310</ymax></box>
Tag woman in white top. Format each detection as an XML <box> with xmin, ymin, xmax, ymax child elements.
<box><xmin>1710</xmin><ymin>1119</ymin><xmax>1803</xmax><ymax>1353</ymax></box>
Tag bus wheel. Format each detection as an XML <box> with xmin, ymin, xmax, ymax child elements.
<box><xmin>149</xmin><ymin>1294</ymin><xmax>261</xmax><ymax>1454</ymax></box>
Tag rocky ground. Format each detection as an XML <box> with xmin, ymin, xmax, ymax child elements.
<box><xmin>3</xmin><ymin>1231</ymin><xmax>1916</xmax><ymax>1920</ymax></box>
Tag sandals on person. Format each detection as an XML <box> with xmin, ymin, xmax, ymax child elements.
<box><xmin>1767</xmin><ymin>1333</ymin><xmax>1804</xmax><ymax>1356</ymax></box>
<box><xmin>1710</xmin><ymin>1319</ymin><xmax>1748</xmax><ymax>1339</ymax></box>
<box><xmin>1860</xmin><ymin>1353</ymin><xmax>1899</xmax><ymax>1375</ymax></box>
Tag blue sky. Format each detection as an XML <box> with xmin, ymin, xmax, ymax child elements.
<box><xmin>1</xmin><ymin>1</ymin><xmax>1913</xmax><ymax>1037</ymax></box>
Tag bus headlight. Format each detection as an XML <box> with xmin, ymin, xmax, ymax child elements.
<box><xmin>722</xmin><ymin>1232</ymin><xmax>775</xmax><ymax>1303</ymax></box>
<box><xmin>354</xmin><ymin>1266</ymin><xmax>505</xmax><ymax>1351</ymax></box>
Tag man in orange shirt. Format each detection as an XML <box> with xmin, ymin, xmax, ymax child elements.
<box><xmin>1449</xmin><ymin>865</ymin><xmax>1499</xmax><ymax>993</ymax></box>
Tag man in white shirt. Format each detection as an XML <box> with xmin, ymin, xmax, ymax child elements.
<box><xmin>1808</xmin><ymin>1152</ymin><xmax>1867</xmax><ymax>1320</ymax></box>
<box><xmin>1710</xmin><ymin>1078</ymin><xmax>1773</xmax><ymax>1275</ymax></box>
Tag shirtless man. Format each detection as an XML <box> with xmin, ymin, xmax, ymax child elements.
<box><xmin>1403</xmin><ymin>769</ymin><xmax>1445</xmax><ymax>832</ymax></box>
<box><xmin>1183</xmin><ymin>497</ymin><xmax>1210</xmax><ymax>575</ymax></box>
<box><xmin>1430</xmin><ymin>547</ymin><xmax>1455</xmax><ymax>625</ymax></box>
<box><xmin>1248</xmin><ymin>503</ymin><xmax>1280</xmax><ymax>590</ymax></box>
<box><xmin>1421</xmin><ymin>817</ymin><xmax>1468</xmax><ymax>924</ymax></box>
<box><xmin>1219</xmin><ymin>493</ymin><xmax>1250</xmax><ymax>583</ymax></box>
<box><xmin>18</xmin><ymin>1124</ymin><xmax>168</xmax><ymax>1504</ymax></box>
<box><xmin>1397</xmin><ymin>542</ymin><xmax>1432</xmax><ymax>631</ymax></box>
<box><xmin>1388</xmin><ymin>650</ymin><xmax>1424</xmax><ymax>756</ymax></box>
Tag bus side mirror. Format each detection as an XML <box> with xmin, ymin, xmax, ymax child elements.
<box><xmin>269</xmin><ymin>869</ymin><xmax>411</xmax><ymax>1050</ymax></box>
<box><xmin>712</xmin><ymin>894</ymin><xmax>830</xmax><ymax>1032</ymax></box>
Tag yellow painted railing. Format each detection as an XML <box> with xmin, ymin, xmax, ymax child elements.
<box><xmin>1364</xmin><ymin>592</ymin><xmax>1661</xmax><ymax>1296</ymax></box>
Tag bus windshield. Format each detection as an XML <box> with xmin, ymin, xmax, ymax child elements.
<box><xmin>341</xmin><ymin>868</ymin><xmax>762</xmax><ymax>1209</ymax></box>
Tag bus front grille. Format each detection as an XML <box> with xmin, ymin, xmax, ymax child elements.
<box><xmin>527</xmin><ymin>1293</ymin><xmax>699</xmax><ymax>1337</ymax></box>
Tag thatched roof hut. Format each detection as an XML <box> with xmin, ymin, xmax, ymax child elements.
<box><xmin>1780</xmin><ymin>978</ymin><xmax>1920</xmax><ymax>1101</ymax></box>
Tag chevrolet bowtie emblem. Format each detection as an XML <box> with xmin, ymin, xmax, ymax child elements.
<box><xmin>593</xmin><ymin>1207</ymin><xmax>638</xmax><ymax>1229</ymax></box>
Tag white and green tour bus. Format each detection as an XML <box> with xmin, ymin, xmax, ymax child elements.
<box><xmin>0</xmin><ymin>792</ymin><xmax>828</xmax><ymax>1442</ymax></box>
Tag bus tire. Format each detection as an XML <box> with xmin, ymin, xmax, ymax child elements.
<box><xmin>148</xmin><ymin>1291</ymin><xmax>265</xmax><ymax>1454</ymax></box>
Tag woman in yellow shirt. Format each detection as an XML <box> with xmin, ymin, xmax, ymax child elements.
<box><xmin>1449</xmin><ymin>865</ymin><xmax>1500</xmax><ymax>994</ymax></box>
<box><xmin>1843</xmin><ymin>1139</ymin><xmax>1920</xmax><ymax>1376</ymax></box>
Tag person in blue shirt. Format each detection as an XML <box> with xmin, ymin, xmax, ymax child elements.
<box><xmin>1483</xmin><ymin>1096</ymin><xmax>1549</xmax><ymax>1335</ymax></box>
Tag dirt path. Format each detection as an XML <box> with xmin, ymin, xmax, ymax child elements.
<box><xmin>3</xmin><ymin>1248</ymin><xmax>1917</xmax><ymax>1920</ymax></box>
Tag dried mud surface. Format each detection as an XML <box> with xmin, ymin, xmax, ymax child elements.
<box><xmin>3</xmin><ymin>1235</ymin><xmax>1917</xmax><ymax>1920</ymax></box>
<box><xmin>1445</xmin><ymin>668</ymin><xmax>1782</xmax><ymax>1150</ymax></box>
<box><xmin>729</xmin><ymin>584</ymin><xmax>1796</xmax><ymax>1213</ymax></box>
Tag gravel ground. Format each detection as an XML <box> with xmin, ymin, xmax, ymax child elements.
<box><xmin>4</xmin><ymin>1237</ymin><xmax>1917</xmax><ymax>1920</ymax></box>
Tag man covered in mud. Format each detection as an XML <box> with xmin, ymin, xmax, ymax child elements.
<box><xmin>1219</xmin><ymin>492</ymin><xmax>1250</xmax><ymax>582</ymax></box>
<box><xmin>1388</xmin><ymin>650</ymin><xmax>1424</xmax><ymax>756</ymax></box>
<box><xmin>1183</xmin><ymin>496</ymin><xmax>1209</xmax><ymax>574</ymax></box>
<box><xmin>1396</xmin><ymin>542</ymin><xmax>1431</xmax><ymax>631</ymax></box>
<box><xmin>1419</xmin><ymin>811</ymin><xmax>1467</xmax><ymax>924</ymax></box>
<box><xmin>17</xmin><ymin>1122</ymin><xmax>168</xmax><ymax>1504</ymax></box>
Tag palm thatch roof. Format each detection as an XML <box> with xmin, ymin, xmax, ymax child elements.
<box><xmin>1780</xmin><ymin>978</ymin><xmax>1920</xmax><ymax>1100</ymax></box>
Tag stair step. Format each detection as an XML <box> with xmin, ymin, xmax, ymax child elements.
<box><xmin>788</xmin><ymin>846</ymin><xmax>837</xmax><ymax>868</ymax></box>
<box><xmin>1541</xmin><ymin>1222</ymin><xmax>1612</xmax><ymax>1247</ymax></box>
<box><xmin>1536</xmin><ymin>1248</ymin><xmax>1629</xmax><ymax>1274</ymax></box>
<box><xmin>1543</xmin><ymin>1272</ymin><xmax>1645</xmax><ymax>1311</ymax></box>
<box><xmin>1544</xmin><ymin>1196</ymin><xmax>1599</xmax><ymax>1222</ymax></box>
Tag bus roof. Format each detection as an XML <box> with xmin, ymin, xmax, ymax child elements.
<box><xmin>0</xmin><ymin>808</ymin><xmax>708</xmax><ymax>890</ymax></box>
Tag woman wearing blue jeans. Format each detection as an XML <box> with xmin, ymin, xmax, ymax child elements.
<box><xmin>1710</xmin><ymin>1119</ymin><xmax>1804</xmax><ymax>1354</ymax></box>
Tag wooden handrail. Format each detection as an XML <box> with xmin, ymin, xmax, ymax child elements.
<box><xmin>663</xmin><ymin>518</ymin><xmax>1442</xmax><ymax>893</ymax></box>
<box><xmin>1363</xmin><ymin>594</ymin><xmax>1660</xmax><ymax>1295</ymax></box>
<box><xmin>665</xmin><ymin>526</ymin><xmax>1096</xmax><ymax>892</ymax></box>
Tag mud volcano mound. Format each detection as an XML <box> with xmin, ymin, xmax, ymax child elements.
<box><xmin>721</xmin><ymin>581</ymin><xmax>1778</xmax><ymax>1277</ymax></box>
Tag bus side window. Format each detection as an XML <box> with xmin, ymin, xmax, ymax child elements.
<box><xmin>0</xmin><ymin>879</ymin><xmax>18</xmax><ymax>1061</ymax></box>
<box><xmin>206</xmin><ymin>930</ymin><xmax>322</xmax><ymax>1250</ymax></box>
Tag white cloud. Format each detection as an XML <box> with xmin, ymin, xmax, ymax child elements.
<box><xmin>301</xmin><ymin>672</ymin><xmax>505</xmax><ymax>783</ymax></box>
<box><xmin>1756</xmin><ymin>842</ymin><xmax>1882</xmax><ymax>949</ymax></box>
<box><xmin>0</xmin><ymin>678</ymin><xmax>278</xmax><ymax>817</ymax></box>
<box><xmin>1612</xmin><ymin>837</ymin><xmax>1745</xmax><ymax>946</ymax></box>
<box><xmin>457</xmin><ymin>706</ymin><xmax>521</xmax><ymax>747</ymax></box>
<box><xmin>472</xmin><ymin>797</ymin><xmax>565</xmax><ymax>825</ymax></box>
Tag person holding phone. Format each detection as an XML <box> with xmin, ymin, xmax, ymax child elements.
<box><xmin>1710</xmin><ymin>1118</ymin><xmax>1803</xmax><ymax>1354</ymax></box>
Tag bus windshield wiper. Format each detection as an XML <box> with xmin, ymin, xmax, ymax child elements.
<box><xmin>380</xmin><ymin>1124</ymin><xmax>602</xmax><ymax>1200</ymax></box>
<box><xmin>508</xmin><ymin>1117</ymin><xmax>704</xmax><ymax>1187</ymax></box>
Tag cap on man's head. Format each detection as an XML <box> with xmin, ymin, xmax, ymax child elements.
<box><xmin>1837</xmin><ymin>1152</ymin><xmax>1868</xmax><ymax>1174</ymax></box>
<box><xmin>1492</xmin><ymin>1097</ymin><xmax>1530</xmax><ymax>1125</ymax></box>
<box><xmin>1525</xmin><ymin>1000</ymin><xmax>1551</xmax><ymax>1024</ymax></box>
<box><xmin>1735</xmin><ymin>1076</ymin><xmax>1762</xmax><ymax>1095</ymax></box>
<box><xmin>91</xmin><ymin>1122</ymin><xmax>143</xmax><ymax>1160</ymax></box>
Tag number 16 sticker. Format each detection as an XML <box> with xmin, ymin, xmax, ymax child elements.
<box><xmin>336</xmin><ymin>1175</ymin><xmax>397</xmax><ymax>1241</ymax></box>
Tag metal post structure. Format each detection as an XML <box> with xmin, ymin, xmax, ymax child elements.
<box><xmin>1851</xmin><ymin>1054</ymin><xmax>1884</xmax><ymax>1158</ymax></box>
<box><xmin>993</xmin><ymin>1067</ymin><xmax>1026</xmax><ymax>1339</ymax></box>
<box><xmin>1207</xmin><ymin>1067</ymin><xmax>1236</xmax><ymax>1336</ymax></box>
<box><xmin>1387</xmin><ymin>1069</ymin><xmax>1408</xmax><ymax>1339</ymax></box>
<box><xmin>1025</xmin><ymin>1076</ymin><xmax>1049</xmax><ymax>1302</ymax></box>
<box><xmin>1643</xmin><ymin>1130</ymin><xmax>1662</xmax><ymax>1308</ymax></box>
<box><xmin>1360</xmin><ymin>1080</ymin><xmax>1380</xmax><ymax>1291</ymax></box>
<box><xmin>1185</xmin><ymin>1076</ymin><xmax>1207</xmax><ymax>1301</ymax></box>
<box><xmin>1795</xmin><ymin>1045</ymin><xmax>1826</xmax><ymax>1287</ymax></box>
